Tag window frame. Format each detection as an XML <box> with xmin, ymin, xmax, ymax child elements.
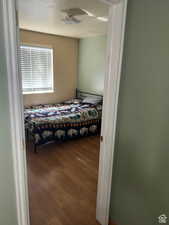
<box><xmin>20</xmin><ymin>44</ymin><xmax>54</xmax><ymax>95</ymax></box>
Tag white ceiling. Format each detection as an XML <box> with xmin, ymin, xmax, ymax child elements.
<box><xmin>18</xmin><ymin>0</ymin><xmax>109</xmax><ymax>39</ymax></box>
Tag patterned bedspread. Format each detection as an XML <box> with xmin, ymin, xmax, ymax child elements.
<box><xmin>24</xmin><ymin>101</ymin><xmax>102</xmax><ymax>146</ymax></box>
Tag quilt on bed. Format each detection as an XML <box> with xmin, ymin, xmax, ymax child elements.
<box><xmin>24</xmin><ymin>101</ymin><xmax>102</xmax><ymax>146</ymax></box>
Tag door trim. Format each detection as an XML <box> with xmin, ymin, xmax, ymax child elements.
<box><xmin>96</xmin><ymin>1</ymin><xmax>128</xmax><ymax>224</ymax></box>
<box><xmin>2</xmin><ymin>0</ymin><xmax>30</xmax><ymax>225</ymax></box>
<box><xmin>2</xmin><ymin>0</ymin><xmax>127</xmax><ymax>225</ymax></box>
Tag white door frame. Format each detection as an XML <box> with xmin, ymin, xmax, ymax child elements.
<box><xmin>97</xmin><ymin>1</ymin><xmax>128</xmax><ymax>224</ymax></box>
<box><xmin>1</xmin><ymin>0</ymin><xmax>127</xmax><ymax>225</ymax></box>
<box><xmin>2</xmin><ymin>0</ymin><xmax>30</xmax><ymax>225</ymax></box>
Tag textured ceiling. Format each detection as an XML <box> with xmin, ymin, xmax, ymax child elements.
<box><xmin>18</xmin><ymin>0</ymin><xmax>109</xmax><ymax>38</ymax></box>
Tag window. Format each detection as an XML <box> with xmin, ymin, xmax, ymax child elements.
<box><xmin>20</xmin><ymin>45</ymin><xmax>54</xmax><ymax>94</ymax></box>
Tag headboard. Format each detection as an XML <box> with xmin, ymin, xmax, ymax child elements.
<box><xmin>76</xmin><ymin>89</ymin><xmax>103</xmax><ymax>100</ymax></box>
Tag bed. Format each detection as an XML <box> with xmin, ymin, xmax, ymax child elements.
<box><xmin>24</xmin><ymin>90</ymin><xmax>103</xmax><ymax>153</ymax></box>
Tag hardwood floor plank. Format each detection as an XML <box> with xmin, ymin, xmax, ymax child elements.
<box><xmin>27</xmin><ymin>136</ymin><xmax>101</xmax><ymax>225</ymax></box>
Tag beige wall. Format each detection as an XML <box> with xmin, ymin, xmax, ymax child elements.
<box><xmin>20</xmin><ymin>30</ymin><xmax>78</xmax><ymax>106</ymax></box>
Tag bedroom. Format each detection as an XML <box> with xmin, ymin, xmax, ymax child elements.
<box><xmin>18</xmin><ymin>0</ymin><xmax>108</xmax><ymax>225</ymax></box>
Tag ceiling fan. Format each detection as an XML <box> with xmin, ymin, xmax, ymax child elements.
<box><xmin>61</xmin><ymin>8</ymin><xmax>108</xmax><ymax>24</ymax></box>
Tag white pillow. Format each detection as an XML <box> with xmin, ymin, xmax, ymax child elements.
<box><xmin>64</xmin><ymin>98</ymin><xmax>81</xmax><ymax>104</ymax></box>
<box><xmin>82</xmin><ymin>96</ymin><xmax>102</xmax><ymax>105</ymax></box>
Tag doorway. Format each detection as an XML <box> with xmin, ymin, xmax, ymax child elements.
<box><xmin>19</xmin><ymin>1</ymin><xmax>108</xmax><ymax>224</ymax></box>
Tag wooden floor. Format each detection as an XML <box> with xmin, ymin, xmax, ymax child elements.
<box><xmin>26</xmin><ymin>136</ymin><xmax>100</xmax><ymax>225</ymax></box>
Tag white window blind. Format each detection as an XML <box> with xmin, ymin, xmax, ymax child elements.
<box><xmin>20</xmin><ymin>45</ymin><xmax>54</xmax><ymax>94</ymax></box>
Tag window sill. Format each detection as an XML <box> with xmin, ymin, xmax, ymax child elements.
<box><xmin>23</xmin><ymin>90</ymin><xmax>54</xmax><ymax>95</ymax></box>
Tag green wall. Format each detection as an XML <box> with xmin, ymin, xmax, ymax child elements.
<box><xmin>78</xmin><ymin>36</ymin><xmax>107</xmax><ymax>94</ymax></box>
<box><xmin>110</xmin><ymin>0</ymin><xmax>169</xmax><ymax>225</ymax></box>
<box><xmin>0</xmin><ymin>2</ymin><xmax>18</xmax><ymax>225</ymax></box>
